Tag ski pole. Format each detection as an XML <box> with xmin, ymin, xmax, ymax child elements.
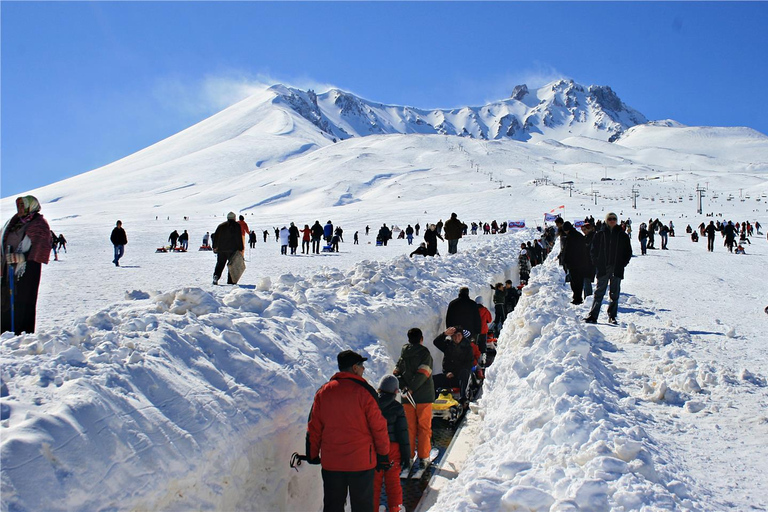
<box><xmin>290</xmin><ymin>452</ymin><xmax>308</xmax><ymax>472</ymax></box>
<box><xmin>403</xmin><ymin>389</ymin><xmax>417</xmax><ymax>409</ymax></box>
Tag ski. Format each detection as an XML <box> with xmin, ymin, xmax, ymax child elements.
<box><xmin>400</xmin><ymin>454</ymin><xmax>419</xmax><ymax>479</ymax></box>
<box><xmin>410</xmin><ymin>447</ymin><xmax>439</xmax><ymax>479</ymax></box>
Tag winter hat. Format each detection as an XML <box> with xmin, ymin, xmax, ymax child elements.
<box><xmin>562</xmin><ymin>221</ymin><xmax>573</xmax><ymax>231</ymax></box>
<box><xmin>461</xmin><ymin>329</ymin><xmax>472</xmax><ymax>339</ymax></box>
<box><xmin>15</xmin><ymin>196</ymin><xmax>40</xmax><ymax>217</ymax></box>
<box><xmin>337</xmin><ymin>350</ymin><xmax>367</xmax><ymax>370</ymax></box>
<box><xmin>378</xmin><ymin>374</ymin><xmax>400</xmax><ymax>394</ymax></box>
<box><xmin>475</xmin><ymin>296</ymin><xmax>483</xmax><ymax>305</ymax></box>
<box><xmin>227</xmin><ymin>212</ymin><xmax>236</xmax><ymax>220</ymax></box>
<box><xmin>605</xmin><ymin>212</ymin><xmax>618</xmax><ymax>221</ymax></box>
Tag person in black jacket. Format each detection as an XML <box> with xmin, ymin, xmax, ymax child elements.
<box><xmin>168</xmin><ymin>230</ymin><xmax>179</xmax><ymax>250</ymax></box>
<box><xmin>585</xmin><ymin>213</ymin><xmax>633</xmax><ymax>324</ymax></box>
<box><xmin>179</xmin><ymin>230</ymin><xmax>189</xmax><ymax>250</ymax></box>
<box><xmin>445</xmin><ymin>287</ymin><xmax>481</xmax><ymax>340</ymax></box>
<box><xmin>423</xmin><ymin>224</ymin><xmax>443</xmax><ymax>256</ymax></box>
<box><xmin>433</xmin><ymin>327</ymin><xmax>475</xmax><ymax>401</ymax></box>
<box><xmin>288</xmin><ymin>222</ymin><xmax>300</xmax><ymax>255</ymax></box>
<box><xmin>561</xmin><ymin>222</ymin><xmax>589</xmax><ymax>305</ymax></box>
<box><xmin>373</xmin><ymin>375</ymin><xmax>410</xmax><ymax>512</ymax></box>
<box><xmin>212</xmin><ymin>212</ymin><xmax>244</xmax><ymax>285</ymax></box>
<box><xmin>581</xmin><ymin>224</ymin><xmax>596</xmax><ymax>297</ymax></box>
<box><xmin>110</xmin><ymin>220</ymin><xmax>127</xmax><ymax>266</ymax></box>
<box><xmin>310</xmin><ymin>221</ymin><xmax>324</xmax><ymax>254</ymax></box>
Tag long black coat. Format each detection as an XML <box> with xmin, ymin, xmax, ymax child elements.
<box><xmin>446</xmin><ymin>295</ymin><xmax>482</xmax><ymax>337</ymax></box>
<box><xmin>563</xmin><ymin>229</ymin><xmax>589</xmax><ymax>274</ymax></box>
<box><xmin>584</xmin><ymin>231</ymin><xmax>596</xmax><ymax>280</ymax></box>
<box><xmin>590</xmin><ymin>225</ymin><xmax>632</xmax><ymax>278</ymax></box>
<box><xmin>213</xmin><ymin>220</ymin><xmax>244</xmax><ymax>253</ymax></box>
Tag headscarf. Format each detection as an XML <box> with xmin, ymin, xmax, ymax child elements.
<box><xmin>16</xmin><ymin>196</ymin><xmax>41</xmax><ymax>222</ymax></box>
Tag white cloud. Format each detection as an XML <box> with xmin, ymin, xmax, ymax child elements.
<box><xmin>152</xmin><ymin>71</ymin><xmax>339</xmax><ymax>118</ymax></box>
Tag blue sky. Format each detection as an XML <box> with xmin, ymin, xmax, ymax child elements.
<box><xmin>2</xmin><ymin>1</ymin><xmax>768</xmax><ymax>197</ymax></box>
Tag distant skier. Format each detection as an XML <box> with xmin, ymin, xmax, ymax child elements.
<box><xmin>212</xmin><ymin>212</ymin><xmax>244</xmax><ymax>285</ymax></box>
<box><xmin>1</xmin><ymin>196</ymin><xmax>52</xmax><ymax>334</ymax></box>
<box><xmin>110</xmin><ymin>220</ymin><xmax>127</xmax><ymax>266</ymax></box>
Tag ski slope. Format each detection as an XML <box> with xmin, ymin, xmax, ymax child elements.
<box><xmin>1</xmin><ymin>81</ymin><xmax>768</xmax><ymax>511</ymax></box>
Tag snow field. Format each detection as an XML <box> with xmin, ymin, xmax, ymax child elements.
<box><xmin>0</xmin><ymin>230</ymin><xmax>527</xmax><ymax>511</ymax></box>
<box><xmin>429</xmin><ymin>249</ymin><xmax>702</xmax><ymax>512</ymax></box>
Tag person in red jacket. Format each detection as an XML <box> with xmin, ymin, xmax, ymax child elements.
<box><xmin>1</xmin><ymin>196</ymin><xmax>52</xmax><ymax>334</ymax></box>
<box><xmin>307</xmin><ymin>350</ymin><xmax>391</xmax><ymax>512</ymax></box>
<box><xmin>474</xmin><ymin>296</ymin><xmax>492</xmax><ymax>354</ymax></box>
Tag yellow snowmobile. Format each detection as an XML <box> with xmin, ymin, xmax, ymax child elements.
<box><xmin>432</xmin><ymin>389</ymin><xmax>462</xmax><ymax>425</ymax></box>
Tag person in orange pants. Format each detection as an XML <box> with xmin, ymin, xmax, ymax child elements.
<box><xmin>394</xmin><ymin>328</ymin><xmax>435</xmax><ymax>468</ymax></box>
<box><xmin>374</xmin><ymin>375</ymin><xmax>410</xmax><ymax>511</ymax></box>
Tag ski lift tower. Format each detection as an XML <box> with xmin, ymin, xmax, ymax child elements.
<box><xmin>631</xmin><ymin>185</ymin><xmax>640</xmax><ymax>209</ymax></box>
<box><xmin>593</xmin><ymin>190</ymin><xmax>599</xmax><ymax>205</ymax></box>
<box><xmin>696</xmin><ymin>184</ymin><xmax>706</xmax><ymax>214</ymax></box>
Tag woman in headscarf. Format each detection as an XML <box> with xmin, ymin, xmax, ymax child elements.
<box><xmin>1</xmin><ymin>196</ymin><xmax>52</xmax><ymax>334</ymax></box>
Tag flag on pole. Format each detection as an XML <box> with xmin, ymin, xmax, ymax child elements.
<box><xmin>544</xmin><ymin>213</ymin><xmax>561</xmax><ymax>222</ymax></box>
<box><xmin>508</xmin><ymin>220</ymin><xmax>526</xmax><ymax>230</ymax></box>
<box><xmin>549</xmin><ymin>205</ymin><xmax>565</xmax><ymax>213</ymax></box>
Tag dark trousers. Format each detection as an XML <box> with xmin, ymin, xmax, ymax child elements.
<box><xmin>302</xmin><ymin>240</ymin><xmax>310</xmax><ymax>253</ymax></box>
<box><xmin>588</xmin><ymin>266</ymin><xmax>622</xmax><ymax>320</ymax></box>
<box><xmin>321</xmin><ymin>468</ymin><xmax>374</xmax><ymax>512</ymax></box>
<box><xmin>433</xmin><ymin>368</ymin><xmax>472</xmax><ymax>400</ymax></box>
<box><xmin>2</xmin><ymin>261</ymin><xmax>42</xmax><ymax>335</ymax></box>
<box><xmin>312</xmin><ymin>238</ymin><xmax>321</xmax><ymax>254</ymax></box>
<box><xmin>569</xmin><ymin>270</ymin><xmax>584</xmax><ymax>303</ymax></box>
<box><xmin>707</xmin><ymin>236</ymin><xmax>715</xmax><ymax>252</ymax></box>
<box><xmin>493</xmin><ymin>304</ymin><xmax>505</xmax><ymax>330</ymax></box>
<box><xmin>447</xmin><ymin>239</ymin><xmax>459</xmax><ymax>254</ymax></box>
<box><xmin>476</xmin><ymin>333</ymin><xmax>487</xmax><ymax>354</ymax></box>
<box><xmin>213</xmin><ymin>251</ymin><xmax>234</xmax><ymax>283</ymax></box>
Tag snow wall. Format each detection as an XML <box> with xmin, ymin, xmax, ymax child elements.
<box><xmin>429</xmin><ymin>249</ymin><xmax>703</xmax><ymax>511</ymax></box>
<box><xmin>0</xmin><ymin>233</ymin><xmax>524</xmax><ymax>511</ymax></box>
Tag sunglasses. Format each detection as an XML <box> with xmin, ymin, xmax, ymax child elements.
<box><xmin>607</xmin><ymin>217</ymin><xmax>618</xmax><ymax>222</ymax></box>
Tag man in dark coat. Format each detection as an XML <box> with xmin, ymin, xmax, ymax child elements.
<box><xmin>288</xmin><ymin>222</ymin><xmax>300</xmax><ymax>255</ymax></box>
<box><xmin>443</xmin><ymin>213</ymin><xmax>464</xmax><ymax>254</ymax></box>
<box><xmin>1</xmin><ymin>196</ymin><xmax>52</xmax><ymax>334</ymax></box>
<box><xmin>377</xmin><ymin>224</ymin><xmax>392</xmax><ymax>246</ymax></box>
<box><xmin>311</xmin><ymin>221</ymin><xmax>324</xmax><ymax>254</ymax></box>
<box><xmin>307</xmin><ymin>350</ymin><xmax>390</xmax><ymax>512</ymax></box>
<box><xmin>423</xmin><ymin>224</ymin><xmax>443</xmax><ymax>256</ymax></box>
<box><xmin>212</xmin><ymin>212</ymin><xmax>244</xmax><ymax>285</ymax></box>
<box><xmin>432</xmin><ymin>327</ymin><xmax>475</xmax><ymax>401</ymax></box>
<box><xmin>168</xmin><ymin>230</ymin><xmax>179</xmax><ymax>249</ymax></box>
<box><xmin>585</xmin><ymin>213</ymin><xmax>633</xmax><ymax>324</ymax></box>
<box><xmin>562</xmin><ymin>222</ymin><xmax>589</xmax><ymax>305</ymax></box>
<box><xmin>110</xmin><ymin>220</ymin><xmax>128</xmax><ymax>266</ymax></box>
<box><xmin>445</xmin><ymin>287</ymin><xmax>482</xmax><ymax>341</ymax></box>
<box><xmin>704</xmin><ymin>221</ymin><xmax>718</xmax><ymax>252</ymax></box>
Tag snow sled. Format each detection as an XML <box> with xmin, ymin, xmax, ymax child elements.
<box><xmin>432</xmin><ymin>389</ymin><xmax>462</xmax><ymax>425</ymax></box>
<box><xmin>155</xmin><ymin>247</ymin><xmax>169</xmax><ymax>253</ymax></box>
<box><xmin>322</xmin><ymin>245</ymin><xmax>333</xmax><ymax>253</ymax></box>
<box><xmin>199</xmin><ymin>245</ymin><xmax>213</xmax><ymax>251</ymax></box>
<box><xmin>173</xmin><ymin>247</ymin><xmax>187</xmax><ymax>253</ymax></box>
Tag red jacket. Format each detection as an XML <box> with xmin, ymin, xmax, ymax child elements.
<box><xmin>478</xmin><ymin>305</ymin><xmax>492</xmax><ymax>335</ymax></box>
<box><xmin>307</xmin><ymin>372</ymin><xmax>390</xmax><ymax>471</ymax></box>
<box><xmin>301</xmin><ymin>227</ymin><xmax>311</xmax><ymax>242</ymax></box>
<box><xmin>2</xmin><ymin>213</ymin><xmax>51</xmax><ymax>265</ymax></box>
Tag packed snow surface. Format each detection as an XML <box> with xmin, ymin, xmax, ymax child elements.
<box><xmin>2</xmin><ymin>79</ymin><xmax>768</xmax><ymax>511</ymax></box>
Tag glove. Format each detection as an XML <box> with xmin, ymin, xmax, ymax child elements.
<box><xmin>375</xmin><ymin>454</ymin><xmax>391</xmax><ymax>472</ymax></box>
<box><xmin>15</xmin><ymin>261</ymin><xmax>26</xmax><ymax>279</ymax></box>
<box><xmin>400</xmin><ymin>452</ymin><xmax>411</xmax><ymax>471</ymax></box>
<box><xmin>307</xmin><ymin>455</ymin><xmax>321</xmax><ymax>465</ymax></box>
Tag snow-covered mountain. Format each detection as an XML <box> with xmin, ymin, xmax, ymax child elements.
<box><xmin>274</xmin><ymin>79</ymin><xmax>647</xmax><ymax>143</ymax></box>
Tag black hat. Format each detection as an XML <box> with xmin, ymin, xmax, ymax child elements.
<box><xmin>337</xmin><ymin>350</ymin><xmax>367</xmax><ymax>370</ymax></box>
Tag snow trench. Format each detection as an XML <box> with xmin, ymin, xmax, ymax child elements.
<box><xmin>428</xmin><ymin>249</ymin><xmax>702</xmax><ymax>511</ymax></box>
<box><xmin>0</xmin><ymin>233</ymin><xmax>523</xmax><ymax>511</ymax></box>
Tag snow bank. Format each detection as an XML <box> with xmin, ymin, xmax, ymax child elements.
<box><xmin>428</xmin><ymin>250</ymin><xmax>702</xmax><ymax>511</ymax></box>
<box><xmin>0</xmin><ymin>233</ymin><xmax>525</xmax><ymax>511</ymax></box>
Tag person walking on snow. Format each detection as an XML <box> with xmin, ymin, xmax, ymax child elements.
<box><xmin>179</xmin><ymin>230</ymin><xmax>189</xmax><ymax>250</ymax></box>
<box><xmin>212</xmin><ymin>212</ymin><xmax>244</xmax><ymax>285</ymax></box>
<box><xmin>301</xmin><ymin>224</ymin><xmax>312</xmax><ymax>254</ymax></box>
<box><xmin>405</xmin><ymin>224</ymin><xmax>414</xmax><ymax>245</ymax></box>
<box><xmin>289</xmin><ymin>222</ymin><xmax>300</xmax><ymax>255</ymax></box>
<box><xmin>306</xmin><ymin>350</ymin><xmax>390</xmax><ymax>512</ymax></box>
<box><xmin>394</xmin><ymin>328</ymin><xmax>434</xmax><ymax>473</ymax></box>
<box><xmin>168</xmin><ymin>230</ymin><xmax>179</xmax><ymax>250</ymax></box>
<box><xmin>584</xmin><ymin>213</ymin><xmax>632</xmax><ymax>325</ymax></box>
<box><xmin>705</xmin><ymin>221</ymin><xmax>718</xmax><ymax>252</ymax></box>
<box><xmin>373</xmin><ymin>375</ymin><xmax>410</xmax><ymax>512</ymax></box>
<box><xmin>311</xmin><ymin>221</ymin><xmax>324</xmax><ymax>254</ymax></box>
<box><xmin>110</xmin><ymin>220</ymin><xmax>127</xmax><ymax>266</ymax></box>
<box><xmin>1</xmin><ymin>196</ymin><xmax>52</xmax><ymax>334</ymax></box>
<box><xmin>279</xmin><ymin>226</ymin><xmax>289</xmax><ymax>255</ymax></box>
<box><xmin>561</xmin><ymin>221</ymin><xmax>589</xmax><ymax>305</ymax></box>
<box><xmin>443</xmin><ymin>213</ymin><xmax>463</xmax><ymax>254</ymax></box>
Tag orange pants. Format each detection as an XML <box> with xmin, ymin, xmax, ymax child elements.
<box><xmin>403</xmin><ymin>402</ymin><xmax>432</xmax><ymax>459</ymax></box>
<box><xmin>373</xmin><ymin>442</ymin><xmax>402</xmax><ymax>510</ymax></box>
